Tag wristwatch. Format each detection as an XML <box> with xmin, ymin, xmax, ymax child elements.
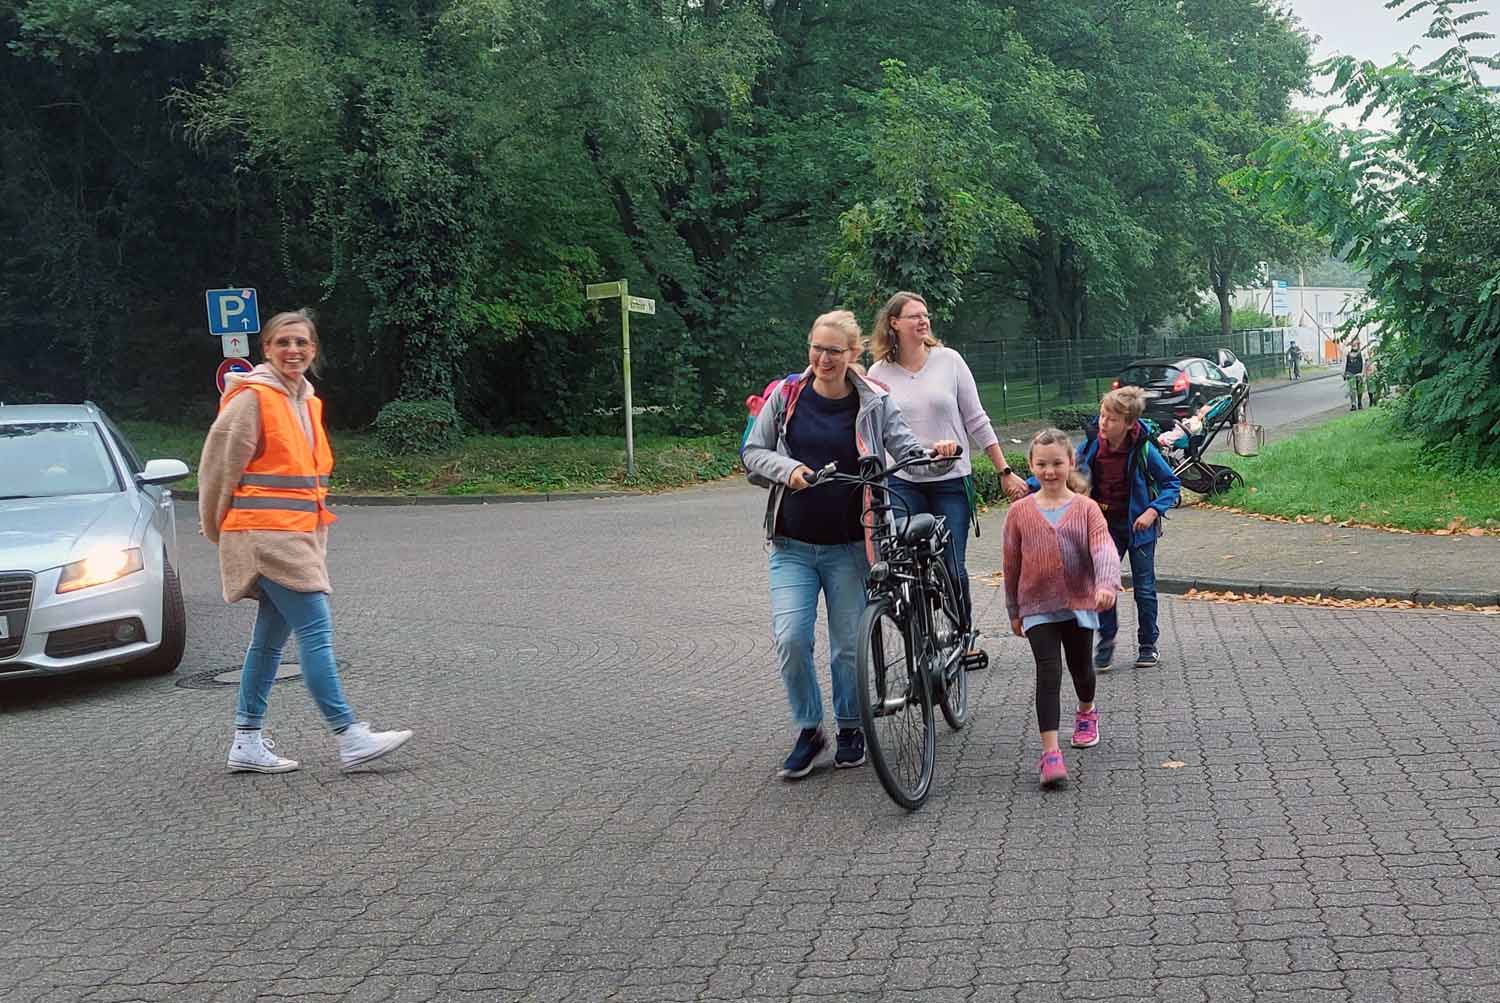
<box><xmin>999</xmin><ymin>466</ymin><xmax>1014</xmax><ymax>478</ymax></box>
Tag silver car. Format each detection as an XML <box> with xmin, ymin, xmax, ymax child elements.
<box><xmin>0</xmin><ymin>403</ymin><xmax>191</xmax><ymax>680</ymax></box>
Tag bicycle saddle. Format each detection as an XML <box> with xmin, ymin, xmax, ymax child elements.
<box><xmin>896</xmin><ymin>512</ymin><xmax>939</xmax><ymax>544</ymax></box>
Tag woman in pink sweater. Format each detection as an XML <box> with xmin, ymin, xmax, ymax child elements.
<box><xmin>1003</xmin><ymin>429</ymin><xmax>1121</xmax><ymax>788</ymax></box>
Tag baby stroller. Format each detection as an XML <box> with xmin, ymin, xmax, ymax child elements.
<box><xmin>1153</xmin><ymin>380</ymin><xmax>1249</xmax><ymax>496</ymax></box>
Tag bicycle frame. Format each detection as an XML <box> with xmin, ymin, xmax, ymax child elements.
<box><xmin>813</xmin><ymin>453</ymin><xmax>970</xmax><ymax>703</ymax></box>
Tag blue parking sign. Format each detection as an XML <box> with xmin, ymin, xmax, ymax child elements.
<box><xmin>206</xmin><ymin>288</ymin><xmax>261</xmax><ymax>336</ymax></box>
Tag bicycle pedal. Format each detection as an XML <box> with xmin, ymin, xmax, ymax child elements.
<box><xmin>962</xmin><ymin>651</ymin><xmax>989</xmax><ymax>672</ymax></box>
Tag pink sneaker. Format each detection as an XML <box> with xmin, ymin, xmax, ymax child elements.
<box><xmin>1039</xmin><ymin>749</ymin><xmax>1068</xmax><ymax>788</ymax></box>
<box><xmin>1071</xmin><ymin>707</ymin><xmax>1100</xmax><ymax>748</ymax></box>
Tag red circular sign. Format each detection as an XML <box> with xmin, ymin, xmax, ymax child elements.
<box><xmin>216</xmin><ymin>358</ymin><xmax>254</xmax><ymax>394</ymax></box>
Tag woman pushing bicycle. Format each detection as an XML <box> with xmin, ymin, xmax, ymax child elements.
<box><xmin>743</xmin><ymin>310</ymin><xmax>957</xmax><ymax>781</ymax></box>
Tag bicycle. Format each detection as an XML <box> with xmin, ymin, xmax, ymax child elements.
<box><xmin>805</xmin><ymin>449</ymin><xmax>987</xmax><ymax>810</ymax></box>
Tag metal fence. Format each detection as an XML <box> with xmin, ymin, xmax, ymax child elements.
<box><xmin>945</xmin><ymin>328</ymin><xmax>1288</xmax><ymax>425</ymax></box>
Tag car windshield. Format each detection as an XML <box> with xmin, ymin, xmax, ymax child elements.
<box><xmin>1121</xmin><ymin>365</ymin><xmax>1181</xmax><ymax>386</ymax></box>
<box><xmin>0</xmin><ymin>422</ymin><xmax>121</xmax><ymax>498</ymax></box>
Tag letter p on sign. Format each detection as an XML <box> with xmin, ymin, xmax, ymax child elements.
<box><xmin>206</xmin><ymin>288</ymin><xmax>262</xmax><ymax>336</ymax></box>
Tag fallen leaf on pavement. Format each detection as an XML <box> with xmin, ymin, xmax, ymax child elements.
<box><xmin>1161</xmin><ymin>760</ymin><xmax>1186</xmax><ymax>769</ymax></box>
<box><xmin>1180</xmin><ymin>589</ymin><xmax>1500</xmax><ymax>614</ymax></box>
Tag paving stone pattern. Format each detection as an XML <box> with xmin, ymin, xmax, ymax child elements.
<box><xmin>3</xmin><ymin>486</ymin><xmax>1499</xmax><ymax>1002</ymax></box>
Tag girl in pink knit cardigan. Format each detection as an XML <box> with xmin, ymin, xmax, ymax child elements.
<box><xmin>1003</xmin><ymin>429</ymin><xmax>1122</xmax><ymax>788</ymax></box>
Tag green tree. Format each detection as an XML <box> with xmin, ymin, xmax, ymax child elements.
<box><xmin>830</xmin><ymin>60</ymin><xmax>1033</xmax><ymax>316</ymax></box>
<box><xmin>1232</xmin><ymin>0</ymin><xmax>1500</xmax><ymax>463</ymax></box>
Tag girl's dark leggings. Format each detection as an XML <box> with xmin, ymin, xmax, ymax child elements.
<box><xmin>1026</xmin><ymin>619</ymin><xmax>1097</xmax><ymax>732</ymax></box>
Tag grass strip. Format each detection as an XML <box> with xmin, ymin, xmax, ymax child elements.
<box><xmin>121</xmin><ymin>421</ymin><xmax>742</xmax><ymax>495</ymax></box>
<box><xmin>1203</xmin><ymin>408</ymin><xmax>1500</xmax><ymax>533</ymax></box>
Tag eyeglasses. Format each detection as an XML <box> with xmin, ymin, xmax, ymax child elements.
<box><xmin>899</xmin><ymin>312</ymin><xmax>931</xmax><ymax>323</ymax></box>
<box><xmin>808</xmin><ymin>344</ymin><xmax>850</xmax><ymax>357</ymax></box>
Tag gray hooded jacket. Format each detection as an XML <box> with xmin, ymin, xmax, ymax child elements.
<box><xmin>742</xmin><ymin>368</ymin><xmax>952</xmax><ymax>554</ymax></box>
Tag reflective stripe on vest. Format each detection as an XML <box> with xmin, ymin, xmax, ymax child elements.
<box><xmin>230</xmin><ymin>496</ymin><xmax>320</xmax><ymax>512</ymax></box>
<box><xmin>219</xmin><ymin>383</ymin><xmax>337</xmax><ymax>534</ymax></box>
<box><xmin>238</xmin><ymin>473</ymin><xmax>332</xmax><ymax>488</ymax></box>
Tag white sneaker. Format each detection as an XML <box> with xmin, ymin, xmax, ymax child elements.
<box><xmin>227</xmin><ymin>730</ymin><xmax>300</xmax><ymax>773</ymax></box>
<box><xmin>336</xmin><ymin>722</ymin><xmax>413</xmax><ymax>771</ymax></box>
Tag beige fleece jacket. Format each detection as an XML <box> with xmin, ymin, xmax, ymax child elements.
<box><xmin>198</xmin><ymin>364</ymin><xmax>331</xmax><ymax>603</ymax></box>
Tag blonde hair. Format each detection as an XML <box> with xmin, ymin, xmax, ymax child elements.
<box><xmin>809</xmin><ymin>309</ymin><xmax>864</xmax><ymax>356</ymax></box>
<box><xmin>260</xmin><ymin>309</ymin><xmax>323</xmax><ymax>376</ymax></box>
<box><xmin>869</xmin><ymin>291</ymin><xmax>941</xmax><ymax>364</ymax></box>
<box><xmin>1029</xmin><ymin>428</ymin><xmax>1089</xmax><ymax>494</ymax></box>
<box><xmin>1101</xmin><ymin>385</ymin><xmax>1146</xmax><ymax>422</ymax></box>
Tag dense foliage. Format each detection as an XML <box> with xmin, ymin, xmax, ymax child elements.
<box><xmin>2</xmin><ymin>0</ymin><xmax>1310</xmax><ymax>434</ymax></box>
<box><xmin>1233</xmin><ymin>0</ymin><xmax>1500</xmax><ymax>465</ymax></box>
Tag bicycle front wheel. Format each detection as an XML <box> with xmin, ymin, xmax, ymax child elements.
<box><xmin>856</xmin><ymin>595</ymin><xmax>935</xmax><ymax>810</ymax></box>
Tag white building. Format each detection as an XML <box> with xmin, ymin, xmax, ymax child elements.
<box><xmin>1230</xmin><ymin>285</ymin><xmax>1380</xmax><ymax>362</ymax></box>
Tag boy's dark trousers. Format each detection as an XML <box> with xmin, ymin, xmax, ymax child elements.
<box><xmin>1098</xmin><ymin>520</ymin><xmax>1159</xmax><ymax>649</ymax></box>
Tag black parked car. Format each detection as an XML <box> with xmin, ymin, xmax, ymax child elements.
<box><xmin>1113</xmin><ymin>356</ymin><xmax>1240</xmax><ymax>425</ymax></box>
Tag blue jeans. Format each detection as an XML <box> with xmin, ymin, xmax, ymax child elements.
<box><xmin>888</xmin><ymin>477</ymin><xmax>972</xmax><ymax>625</ymax></box>
<box><xmin>234</xmin><ymin>577</ymin><xmax>356</xmax><ymax>732</ymax></box>
<box><xmin>768</xmin><ymin>538</ymin><xmax>869</xmax><ymax>730</ymax></box>
<box><xmin>1099</xmin><ymin>523</ymin><xmax>1159</xmax><ymax>649</ymax></box>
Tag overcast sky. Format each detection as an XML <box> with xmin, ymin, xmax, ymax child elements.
<box><xmin>1283</xmin><ymin>0</ymin><xmax>1500</xmax><ymax>122</ymax></box>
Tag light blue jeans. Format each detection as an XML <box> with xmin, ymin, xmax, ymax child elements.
<box><xmin>768</xmin><ymin>538</ymin><xmax>869</xmax><ymax>731</ymax></box>
<box><xmin>234</xmin><ymin>577</ymin><xmax>356</xmax><ymax>732</ymax></box>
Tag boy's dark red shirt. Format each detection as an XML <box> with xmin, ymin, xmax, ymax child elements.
<box><xmin>1092</xmin><ymin>426</ymin><xmax>1135</xmax><ymax>526</ymax></box>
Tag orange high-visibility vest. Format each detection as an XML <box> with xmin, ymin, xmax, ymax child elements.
<box><xmin>220</xmin><ymin>383</ymin><xmax>337</xmax><ymax>534</ymax></box>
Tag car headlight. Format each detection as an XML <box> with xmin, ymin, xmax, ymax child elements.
<box><xmin>57</xmin><ymin>547</ymin><xmax>145</xmax><ymax>594</ymax></box>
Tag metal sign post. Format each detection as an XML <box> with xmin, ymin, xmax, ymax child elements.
<box><xmin>586</xmin><ymin>279</ymin><xmax>656</xmax><ymax>480</ymax></box>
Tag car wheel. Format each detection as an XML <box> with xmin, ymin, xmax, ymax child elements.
<box><xmin>128</xmin><ymin>554</ymin><xmax>185</xmax><ymax>676</ymax></box>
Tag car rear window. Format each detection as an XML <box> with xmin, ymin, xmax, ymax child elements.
<box><xmin>0</xmin><ymin>422</ymin><xmax>122</xmax><ymax>498</ymax></box>
<box><xmin>1120</xmin><ymin>365</ymin><xmax>1181</xmax><ymax>386</ymax></box>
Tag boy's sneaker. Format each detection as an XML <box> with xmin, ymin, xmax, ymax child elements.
<box><xmin>1071</xmin><ymin>708</ymin><xmax>1100</xmax><ymax>748</ymax></box>
<box><xmin>779</xmin><ymin>727</ymin><xmax>826</xmax><ymax>780</ymax></box>
<box><xmin>1134</xmin><ymin>646</ymin><xmax>1159</xmax><ymax>668</ymax></box>
<box><xmin>834</xmin><ymin>728</ymin><xmax>866</xmax><ymax>768</ymax></box>
<box><xmin>336</xmin><ymin>722</ymin><xmax>413</xmax><ymax>771</ymax></box>
<box><xmin>1039</xmin><ymin>749</ymin><xmax>1068</xmax><ymax>788</ymax></box>
<box><xmin>1093</xmin><ymin>638</ymin><xmax>1115</xmax><ymax>671</ymax></box>
<box><xmin>227</xmin><ymin>730</ymin><xmax>299</xmax><ymax>774</ymax></box>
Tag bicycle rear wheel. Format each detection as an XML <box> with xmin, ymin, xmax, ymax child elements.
<box><xmin>930</xmin><ymin>559</ymin><xmax>969</xmax><ymax>731</ymax></box>
<box><xmin>856</xmin><ymin>594</ymin><xmax>935</xmax><ymax>810</ymax></box>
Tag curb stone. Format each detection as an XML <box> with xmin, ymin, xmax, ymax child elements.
<box><xmin>1123</xmin><ymin>573</ymin><xmax>1499</xmax><ymax>606</ymax></box>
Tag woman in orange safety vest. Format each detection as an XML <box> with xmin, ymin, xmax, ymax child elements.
<box><xmin>199</xmin><ymin>309</ymin><xmax>413</xmax><ymax>775</ymax></box>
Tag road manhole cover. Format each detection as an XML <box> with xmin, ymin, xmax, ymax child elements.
<box><xmin>176</xmin><ymin>662</ymin><xmax>334</xmax><ymax>690</ymax></box>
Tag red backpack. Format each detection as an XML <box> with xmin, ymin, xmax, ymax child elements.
<box><xmin>739</xmin><ymin>373</ymin><xmax>801</xmax><ymax>470</ymax></box>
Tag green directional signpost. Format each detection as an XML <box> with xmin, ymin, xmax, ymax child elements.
<box><xmin>586</xmin><ymin>279</ymin><xmax>655</xmax><ymax>479</ymax></box>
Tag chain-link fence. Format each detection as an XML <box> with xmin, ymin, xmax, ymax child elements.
<box><xmin>945</xmin><ymin>329</ymin><xmax>1288</xmax><ymax>425</ymax></box>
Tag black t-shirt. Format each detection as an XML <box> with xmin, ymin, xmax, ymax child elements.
<box><xmin>775</xmin><ymin>383</ymin><xmax>863</xmax><ymax>544</ymax></box>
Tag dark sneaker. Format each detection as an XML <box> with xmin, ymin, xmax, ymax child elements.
<box><xmin>778</xmin><ymin>727</ymin><xmax>826</xmax><ymax>780</ymax></box>
<box><xmin>834</xmin><ymin>728</ymin><xmax>866</xmax><ymax>768</ymax></box>
<box><xmin>1134</xmin><ymin>646</ymin><xmax>1159</xmax><ymax>668</ymax></box>
<box><xmin>1094</xmin><ymin>638</ymin><xmax>1115</xmax><ymax>671</ymax></box>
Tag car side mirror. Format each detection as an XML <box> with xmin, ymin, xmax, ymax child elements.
<box><xmin>137</xmin><ymin>459</ymin><xmax>191</xmax><ymax>486</ymax></box>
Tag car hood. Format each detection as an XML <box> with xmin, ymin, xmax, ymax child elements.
<box><xmin>0</xmin><ymin>493</ymin><xmax>141</xmax><ymax>573</ymax></box>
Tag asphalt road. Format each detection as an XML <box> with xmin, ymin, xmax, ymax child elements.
<box><xmin>4</xmin><ymin>471</ymin><xmax>1500</xmax><ymax>1002</ymax></box>
<box><xmin>1241</xmin><ymin>373</ymin><xmax>1350</xmax><ymax>436</ymax></box>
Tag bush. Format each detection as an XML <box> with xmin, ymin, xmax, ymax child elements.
<box><xmin>372</xmin><ymin>398</ymin><xmax>463</xmax><ymax>455</ymax></box>
<box><xmin>1050</xmin><ymin>405</ymin><xmax>1096</xmax><ymax>430</ymax></box>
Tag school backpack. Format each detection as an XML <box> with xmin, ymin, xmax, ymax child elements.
<box><xmin>740</xmin><ymin>373</ymin><xmax>800</xmax><ymax>477</ymax></box>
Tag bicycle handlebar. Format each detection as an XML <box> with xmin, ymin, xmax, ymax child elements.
<box><xmin>802</xmin><ymin>446</ymin><xmax>963</xmax><ymax>488</ymax></box>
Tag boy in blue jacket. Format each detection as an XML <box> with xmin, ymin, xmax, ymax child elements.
<box><xmin>1029</xmin><ymin>386</ymin><xmax>1181</xmax><ymax>668</ymax></box>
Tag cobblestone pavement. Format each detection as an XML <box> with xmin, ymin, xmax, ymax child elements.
<box><xmin>3</xmin><ymin>487</ymin><xmax>1499</xmax><ymax>1002</ymax></box>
